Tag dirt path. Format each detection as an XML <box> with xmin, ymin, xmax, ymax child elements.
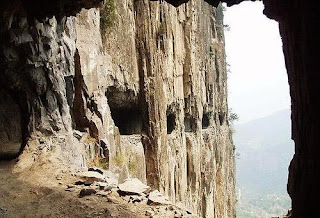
<box><xmin>0</xmin><ymin>160</ymin><xmax>149</xmax><ymax>218</ymax></box>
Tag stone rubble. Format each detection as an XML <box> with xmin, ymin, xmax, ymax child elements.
<box><xmin>71</xmin><ymin>167</ymin><xmax>195</xmax><ymax>217</ymax></box>
<box><xmin>0</xmin><ymin>1</ymin><xmax>235</xmax><ymax>216</ymax></box>
<box><xmin>118</xmin><ymin>178</ymin><xmax>151</xmax><ymax>196</ymax></box>
<box><xmin>147</xmin><ymin>190</ymin><xmax>172</xmax><ymax>205</ymax></box>
<box><xmin>76</xmin><ymin>171</ymin><xmax>106</xmax><ymax>184</ymax></box>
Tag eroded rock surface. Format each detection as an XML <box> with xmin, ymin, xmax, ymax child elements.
<box><xmin>0</xmin><ymin>0</ymin><xmax>235</xmax><ymax>217</ymax></box>
<box><xmin>0</xmin><ymin>90</ymin><xmax>23</xmax><ymax>158</ymax></box>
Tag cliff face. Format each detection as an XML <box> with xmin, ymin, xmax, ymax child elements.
<box><xmin>104</xmin><ymin>1</ymin><xmax>235</xmax><ymax>216</ymax></box>
<box><xmin>168</xmin><ymin>0</ymin><xmax>320</xmax><ymax>217</ymax></box>
<box><xmin>0</xmin><ymin>0</ymin><xmax>235</xmax><ymax>217</ymax></box>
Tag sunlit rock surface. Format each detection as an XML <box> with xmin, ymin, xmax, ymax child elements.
<box><xmin>0</xmin><ymin>0</ymin><xmax>235</xmax><ymax>217</ymax></box>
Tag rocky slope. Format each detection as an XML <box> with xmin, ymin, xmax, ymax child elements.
<box><xmin>0</xmin><ymin>161</ymin><xmax>195</xmax><ymax>218</ymax></box>
<box><xmin>0</xmin><ymin>0</ymin><xmax>235</xmax><ymax>217</ymax></box>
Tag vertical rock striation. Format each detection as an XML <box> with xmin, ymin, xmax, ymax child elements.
<box><xmin>0</xmin><ymin>14</ymin><xmax>77</xmax><ymax>160</ymax></box>
<box><xmin>76</xmin><ymin>1</ymin><xmax>235</xmax><ymax>216</ymax></box>
<box><xmin>0</xmin><ymin>0</ymin><xmax>235</xmax><ymax>217</ymax></box>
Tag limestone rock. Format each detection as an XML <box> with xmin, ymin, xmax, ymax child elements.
<box><xmin>103</xmin><ymin>170</ymin><xmax>119</xmax><ymax>187</ymax></box>
<box><xmin>147</xmin><ymin>190</ymin><xmax>171</xmax><ymax>206</ymax></box>
<box><xmin>0</xmin><ymin>90</ymin><xmax>23</xmax><ymax>158</ymax></box>
<box><xmin>95</xmin><ymin>182</ymin><xmax>109</xmax><ymax>190</ymax></box>
<box><xmin>145</xmin><ymin>210</ymin><xmax>154</xmax><ymax>217</ymax></box>
<box><xmin>0</xmin><ymin>1</ymin><xmax>235</xmax><ymax>217</ymax></box>
<box><xmin>118</xmin><ymin>178</ymin><xmax>151</xmax><ymax>196</ymax></box>
<box><xmin>73</xmin><ymin>130</ymin><xmax>85</xmax><ymax>140</ymax></box>
<box><xmin>1</xmin><ymin>0</ymin><xmax>320</xmax><ymax>216</ymax></box>
<box><xmin>77</xmin><ymin>171</ymin><xmax>105</xmax><ymax>184</ymax></box>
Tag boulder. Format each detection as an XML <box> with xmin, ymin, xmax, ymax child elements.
<box><xmin>77</xmin><ymin>171</ymin><xmax>105</xmax><ymax>185</ymax></box>
<box><xmin>79</xmin><ymin>188</ymin><xmax>96</xmax><ymax>198</ymax></box>
<box><xmin>118</xmin><ymin>178</ymin><xmax>151</xmax><ymax>195</ymax></box>
<box><xmin>147</xmin><ymin>190</ymin><xmax>171</xmax><ymax>205</ymax></box>
<box><xmin>103</xmin><ymin>170</ymin><xmax>119</xmax><ymax>187</ymax></box>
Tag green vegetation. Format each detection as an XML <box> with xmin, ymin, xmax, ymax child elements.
<box><xmin>229</xmin><ymin>111</ymin><xmax>239</xmax><ymax>124</ymax></box>
<box><xmin>90</xmin><ymin>157</ymin><xmax>109</xmax><ymax>169</ymax></box>
<box><xmin>113</xmin><ymin>152</ymin><xmax>125</xmax><ymax>167</ymax></box>
<box><xmin>228</xmin><ymin>109</ymin><xmax>239</xmax><ymax>134</ymax></box>
<box><xmin>223</xmin><ymin>24</ymin><xmax>231</xmax><ymax>31</ymax></box>
<box><xmin>128</xmin><ymin>161</ymin><xmax>136</xmax><ymax>174</ymax></box>
<box><xmin>98</xmin><ymin>157</ymin><xmax>109</xmax><ymax>169</ymax></box>
<box><xmin>112</xmin><ymin>153</ymin><xmax>136</xmax><ymax>174</ymax></box>
<box><xmin>100</xmin><ymin>0</ymin><xmax>116</xmax><ymax>35</ymax></box>
<box><xmin>84</xmin><ymin>136</ymin><xmax>98</xmax><ymax>144</ymax></box>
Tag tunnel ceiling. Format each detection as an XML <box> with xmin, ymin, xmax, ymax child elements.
<box><xmin>1</xmin><ymin>0</ymin><xmax>319</xmax><ymax>216</ymax></box>
<box><xmin>161</xmin><ymin>0</ymin><xmax>245</xmax><ymax>7</ymax></box>
<box><xmin>0</xmin><ymin>0</ymin><xmax>285</xmax><ymax>21</ymax></box>
<box><xmin>159</xmin><ymin>0</ymin><xmax>288</xmax><ymax>21</ymax></box>
<box><xmin>0</xmin><ymin>0</ymin><xmax>103</xmax><ymax>19</ymax></box>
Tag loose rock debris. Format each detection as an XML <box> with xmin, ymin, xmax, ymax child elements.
<box><xmin>70</xmin><ymin>167</ymin><xmax>196</xmax><ymax>217</ymax></box>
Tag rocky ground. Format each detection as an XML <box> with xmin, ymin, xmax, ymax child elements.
<box><xmin>0</xmin><ymin>160</ymin><xmax>196</xmax><ymax>218</ymax></box>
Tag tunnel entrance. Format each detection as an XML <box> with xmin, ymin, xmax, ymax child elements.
<box><xmin>106</xmin><ymin>87</ymin><xmax>143</xmax><ymax>135</ymax></box>
<box><xmin>218</xmin><ymin>112</ymin><xmax>224</xmax><ymax>126</ymax></box>
<box><xmin>0</xmin><ymin>89</ymin><xmax>25</xmax><ymax>159</ymax></box>
<box><xmin>167</xmin><ymin>113</ymin><xmax>176</xmax><ymax>134</ymax></box>
<box><xmin>202</xmin><ymin>112</ymin><xmax>212</xmax><ymax>129</ymax></box>
<box><xmin>109</xmin><ymin>107</ymin><xmax>143</xmax><ymax>135</ymax></box>
<box><xmin>223</xmin><ymin>2</ymin><xmax>293</xmax><ymax>217</ymax></box>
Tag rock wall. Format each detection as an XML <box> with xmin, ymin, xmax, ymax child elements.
<box><xmin>115</xmin><ymin>1</ymin><xmax>234</xmax><ymax>216</ymax></box>
<box><xmin>272</xmin><ymin>2</ymin><xmax>320</xmax><ymax>217</ymax></box>
<box><xmin>167</xmin><ymin>0</ymin><xmax>320</xmax><ymax>217</ymax></box>
<box><xmin>0</xmin><ymin>0</ymin><xmax>235</xmax><ymax>217</ymax></box>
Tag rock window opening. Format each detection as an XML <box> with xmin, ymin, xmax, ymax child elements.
<box><xmin>224</xmin><ymin>2</ymin><xmax>295</xmax><ymax>217</ymax></box>
<box><xmin>184</xmin><ymin>115</ymin><xmax>196</xmax><ymax>132</ymax></box>
<box><xmin>202</xmin><ymin>112</ymin><xmax>211</xmax><ymax>129</ymax></box>
<box><xmin>106</xmin><ymin>87</ymin><xmax>142</xmax><ymax>135</ymax></box>
<box><xmin>218</xmin><ymin>113</ymin><xmax>224</xmax><ymax>126</ymax></box>
<box><xmin>110</xmin><ymin>107</ymin><xmax>143</xmax><ymax>135</ymax></box>
<box><xmin>167</xmin><ymin>113</ymin><xmax>176</xmax><ymax>134</ymax></box>
<box><xmin>110</xmin><ymin>105</ymin><xmax>143</xmax><ymax>135</ymax></box>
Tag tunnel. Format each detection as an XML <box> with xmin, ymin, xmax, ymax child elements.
<box><xmin>0</xmin><ymin>89</ymin><xmax>25</xmax><ymax>159</ymax></box>
<box><xmin>0</xmin><ymin>0</ymin><xmax>319</xmax><ymax>216</ymax></box>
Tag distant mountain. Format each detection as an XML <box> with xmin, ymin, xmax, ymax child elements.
<box><xmin>234</xmin><ymin>109</ymin><xmax>294</xmax><ymax>217</ymax></box>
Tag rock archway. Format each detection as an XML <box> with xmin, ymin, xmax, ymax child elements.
<box><xmin>0</xmin><ymin>0</ymin><xmax>319</xmax><ymax>217</ymax></box>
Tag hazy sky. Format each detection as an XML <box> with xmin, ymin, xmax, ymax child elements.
<box><xmin>224</xmin><ymin>2</ymin><xmax>291</xmax><ymax>124</ymax></box>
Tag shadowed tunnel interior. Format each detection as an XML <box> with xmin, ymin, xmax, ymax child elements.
<box><xmin>0</xmin><ymin>87</ymin><xmax>29</xmax><ymax>160</ymax></box>
<box><xmin>0</xmin><ymin>0</ymin><xmax>319</xmax><ymax>217</ymax></box>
